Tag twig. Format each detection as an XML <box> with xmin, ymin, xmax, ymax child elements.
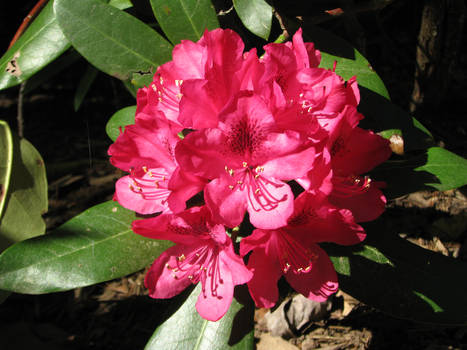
<box><xmin>274</xmin><ymin>10</ymin><xmax>290</xmax><ymax>42</ymax></box>
<box><xmin>8</xmin><ymin>0</ymin><xmax>48</xmax><ymax>49</ymax></box>
<box><xmin>17</xmin><ymin>82</ymin><xmax>26</xmax><ymax>138</ymax></box>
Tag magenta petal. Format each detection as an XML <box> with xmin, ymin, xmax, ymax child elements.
<box><xmin>195</xmin><ymin>258</ymin><xmax>234</xmax><ymax>321</ymax></box>
<box><xmin>145</xmin><ymin>246</ymin><xmax>194</xmax><ymax>299</ymax></box>
<box><xmin>246</xmin><ymin>249</ymin><xmax>282</xmax><ymax>308</ymax></box>
<box><xmin>205</xmin><ymin>177</ymin><xmax>248</xmax><ymax>228</ymax></box>
<box><xmin>285</xmin><ymin>244</ymin><xmax>338</xmax><ymax>302</ymax></box>
<box><xmin>114</xmin><ymin>175</ymin><xmax>170</xmax><ymax>214</ymax></box>
<box><xmin>330</xmin><ymin>181</ymin><xmax>387</xmax><ymax>222</ymax></box>
<box><xmin>247</xmin><ymin>178</ymin><xmax>294</xmax><ymax>230</ymax></box>
<box><xmin>220</xmin><ymin>247</ymin><xmax>253</xmax><ymax>286</ymax></box>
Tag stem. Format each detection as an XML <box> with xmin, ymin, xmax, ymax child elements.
<box><xmin>8</xmin><ymin>0</ymin><xmax>49</xmax><ymax>49</ymax></box>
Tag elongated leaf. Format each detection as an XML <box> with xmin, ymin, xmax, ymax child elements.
<box><xmin>145</xmin><ymin>284</ymin><xmax>254</xmax><ymax>350</ymax></box>
<box><xmin>54</xmin><ymin>0</ymin><xmax>173</xmax><ymax>80</ymax></box>
<box><xmin>0</xmin><ymin>0</ymin><xmax>71</xmax><ymax>90</ymax></box>
<box><xmin>106</xmin><ymin>105</ymin><xmax>136</xmax><ymax>141</ymax></box>
<box><xmin>300</xmin><ymin>24</ymin><xmax>434</xmax><ymax>151</ymax></box>
<box><xmin>415</xmin><ymin>147</ymin><xmax>467</xmax><ymax>191</ymax></box>
<box><xmin>233</xmin><ymin>0</ymin><xmax>273</xmax><ymax>40</ymax></box>
<box><xmin>150</xmin><ymin>0</ymin><xmax>219</xmax><ymax>44</ymax></box>
<box><xmin>74</xmin><ymin>65</ymin><xmax>99</xmax><ymax>111</ymax></box>
<box><xmin>0</xmin><ymin>121</ymin><xmax>13</xmax><ymax>218</ymax></box>
<box><xmin>0</xmin><ymin>201</ymin><xmax>172</xmax><ymax>294</ymax></box>
<box><xmin>324</xmin><ymin>218</ymin><xmax>467</xmax><ymax>325</ymax></box>
<box><xmin>0</xmin><ymin>134</ymin><xmax>48</xmax><ymax>252</ymax></box>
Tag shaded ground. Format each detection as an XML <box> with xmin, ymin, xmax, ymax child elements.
<box><xmin>1</xmin><ymin>1</ymin><xmax>467</xmax><ymax>349</ymax></box>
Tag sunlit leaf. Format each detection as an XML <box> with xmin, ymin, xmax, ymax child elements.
<box><xmin>145</xmin><ymin>284</ymin><xmax>254</xmax><ymax>350</ymax></box>
<box><xmin>0</xmin><ymin>0</ymin><xmax>70</xmax><ymax>90</ymax></box>
<box><xmin>233</xmin><ymin>0</ymin><xmax>273</xmax><ymax>40</ymax></box>
<box><xmin>0</xmin><ymin>121</ymin><xmax>13</xmax><ymax>218</ymax></box>
<box><xmin>54</xmin><ymin>0</ymin><xmax>173</xmax><ymax>80</ymax></box>
<box><xmin>150</xmin><ymin>0</ymin><xmax>219</xmax><ymax>44</ymax></box>
<box><xmin>0</xmin><ymin>201</ymin><xmax>172</xmax><ymax>294</ymax></box>
<box><xmin>106</xmin><ymin>105</ymin><xmax>136</xmax><ymax>141</ymax></box>
<box><xmin>108</xmin><ymin>0</ymin><xmax>134</xmax><ymax>10</ymax></box>
<box><xmin>415</xmin><ymin>147</ymin><xmax>467</xmax><ymax>191</ymax></box>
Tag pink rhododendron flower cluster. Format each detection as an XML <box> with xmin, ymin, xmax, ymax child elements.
<box><xmin>108</xmin><ymin>28</ymin><xmax>392</xmax><ymax>321</ymax></box>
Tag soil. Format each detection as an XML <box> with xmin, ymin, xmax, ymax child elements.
<box><xmin>0</xmin><ymin>1</ymin><xmax>467</xmax><ymax>349</ymax></box>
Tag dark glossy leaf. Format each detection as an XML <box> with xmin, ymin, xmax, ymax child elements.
<box><xmin>300</xmin><ymin>23</ymin><xmax>434</xmax><ymax>152</ymax></box>
<box><xmin>74</xmin><ymin>65</ymin><xmax>99</xmax><ymax>111</ymax></box>
<box><xmin>150</xmin><ymin>0</ymin><xmax>219</xmax><ymax>44</ymax></box>
<box><xmin>300</xmin><ymin>23</ymin><xmax>389</xmax><ymax>99</ymax></box>
<box><xmin>145</xmin><ymin>284</ymin><xmax>254</xmax><ymax>350</ymax></box>
<box><xmin>0</xmin><ymin>0</ymin><xmax>70</xmax><ymax>90</ymax></box>
<box><xmin>233</xmin><ymin>0</ymin><xmax>273</xmax><ymax>40</ymax></box>
<box><xmin>324</xmin><ymin>218</ymin><xmax>467</xmax><ymax>325</ymax></box>
<box><xmin>0</xmin><ymin>201</ymin><xmax>172</xmax><ymax>294</ymax></box>
<box><xmin>0</xmin><ymin>133</ymin><xmax>48</xmax><ymax>252</ymax></box>
<box><xmin>54</xmin><ymin>0</ymin><xmax>173</xmax><ymax>80</ymax></box>
<box><xmin>106</xmin><ymin>105</ymin><xmax>136</xmax><ymax>141</ymax></box>
<box><xmin>358</xmin><ymin>88</ymin><xmax>434</xmax><ymax>152</ymax></box>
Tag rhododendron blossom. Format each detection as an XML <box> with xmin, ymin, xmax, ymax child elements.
<box><xmin>108</xmin><ymin>27</ymin><xmax>392</xmax><ymax>321</ymax></box>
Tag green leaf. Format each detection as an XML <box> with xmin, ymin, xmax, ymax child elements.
<box><xmin>299</xmin><ymin>24</ymin><xmax>434</xmax><ymax>152</ymax></box>
<box><xmin>106</xmin><ymin>105</ymin><xmax>136</xmax><ymax>141</ymax></box>
<box><xmin>74</xmin><ymin>65</ymin><xmax>99</xmax><ymax>111</ymax></box>
<box><xmin>0</xmin><ymin>0</ymin><xmax>71</xmax><ymax>90</ymax></box>
<box><xmin>324</xmin><ymin>219</ymin><xmax>467</xmax><ymax>325</ymax></box>
<box><xmin>233</xmin><ymin>0</ymin><xmax>273</xmax><ymax>40</ymax></box>
<box><xmin>371</xmin><ymin>146</ymin><xmax>467</xmax><ymax>199</ymax></box>
<box><xmin>150</xmin><ymin>0</ymin><xmax>219</xmax><ymax>44</ymax></box>
<box><xmin>0</xmin><ymin>201</ymin><xmax>172</xmax><ymax>294</ymax></box>
<box><xmin>145</xmin><ymin>284</ymin><xmax>254</xmax><ymax>350</ymax></box>
<box><xmin>0</xmin><ymin>121</ymin><xmax>13</xmax><ymax>219</ymax></box>
<box><xmin>54</xmin><ymin>0</ymin><xmax>173</xmax><ymax>80</ymax></box>
<box><xmin>415</xmin><ymin>147</ymin><xmax>467</xmax><ymax>191</ymax></box>
<box><xmin>23</xmin><ymin>49</ymin><xmax>82</xmax><ymax>95</ymax></box>
<box><xmin>357</xmin><ymin>88</ymin><xmax>433</xmax><ymax>152</ymax></box>
<box><xmin>299</xmin><ymin>23</ymin><xmax>389</xmax><ymax>99</ymax></box>
<box><xmin>0</xmin><ymin>133</ymin><xmax>48</xmax><ymax>252</ymax></box>
<box><xmin>108</xmin><ymin>0</ymin><xmax>133</xmax><ymax>10</ymax></box>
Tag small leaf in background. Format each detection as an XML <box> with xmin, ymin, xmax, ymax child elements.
<box><xmin>74</xmin><ymin>65</ymin><xmax>99</xmax><ymax>111</ymax></box>
<box><xmin>0</xmin><ymin>121</ymin><xmax>13</xmax><ymax>218</ymax></box>
<box><xmin>108</xmin><ymin>0</ymin><xmax>134</xmax><ymax>10</ymax></box>
<box><xmin>0</xmin><ymin>0</ymin><xmax>71</xmax><ymax>90</ymax></box>
<box><xmin>324</xmin><ymin>218</ymin><xmax>467</xmax><ymax>325</ymax></box>
<box><xmin>54</xmin><ymin>0</ymin><xmax>173</xmax><ymax>80</ymax></box>
<box><xmin>106</xmin><ymin>105</ymin><xmax>137</xmax><ymax>141</ymax></box>
<box><xmin>233</xmin><ymin>0</ymin><xmax>273</xmax><ymax>40</ymax></box>
<box><xmin>0</xmin><ymin>201</ymin><xmax>172</xmax><ymax>294</ymax></box>
<box><xmin>0</xmin><ymin>133</ymin><xmax>48</xmax><ymax>252</ymax></box>
<box><xmin>145</xmin><ymin>284</ymin><xmax>254</xmax><ymax>350</ymax></box>
<box><xmin>150</xmin><ymin>0</ymin><xmax>219</xmax><ymax>44</ymax></box>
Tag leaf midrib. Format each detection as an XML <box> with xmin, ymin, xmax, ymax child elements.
<box><xmin>0</xmin><ymin>214</ymin><xmax>133</xmax><ymax>275</ymax></box>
